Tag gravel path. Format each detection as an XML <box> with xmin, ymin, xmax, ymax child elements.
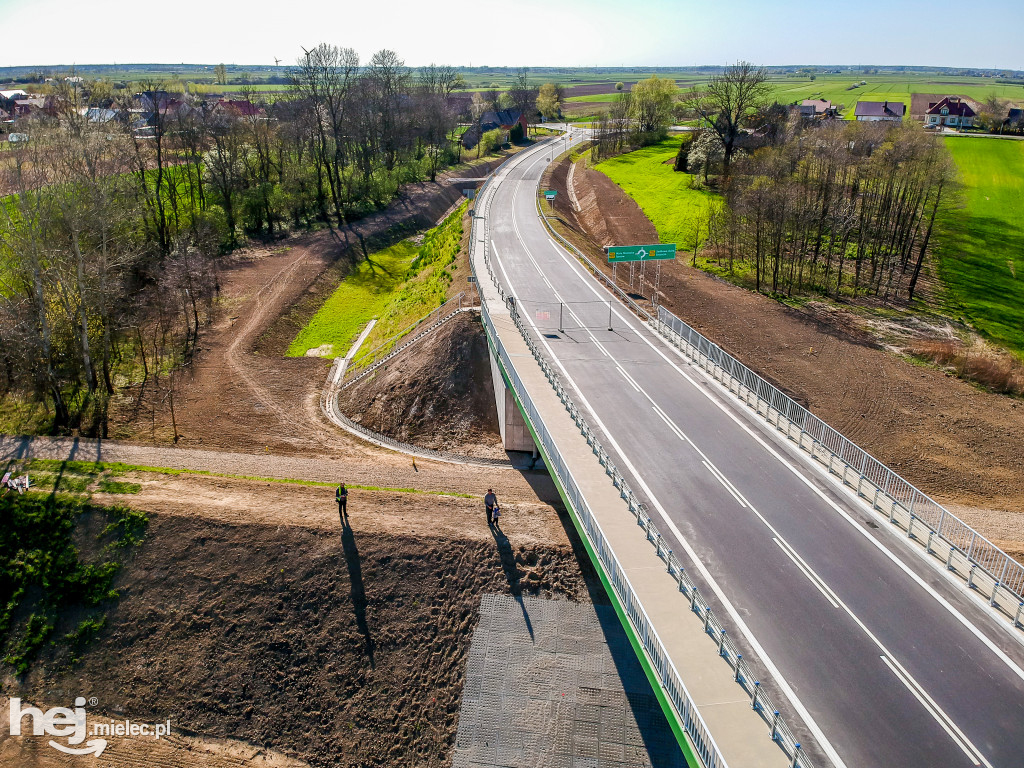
<box><xmin>0</xmin><ymin>435</ymin><xmax>559</xmax><ymax>502</ymax></box>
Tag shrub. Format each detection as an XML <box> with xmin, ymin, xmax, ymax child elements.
<box><xmin>911</xmin><ymin>338</ymin><xmax>1024</xmax><ymax>395</ymax></box>
<box><xmin>510</xmin><ymin>123</ymin><xmax>524</xmax><ymax>143</ymax></box>
<box><xmin>480</xmin><ymin>129</ymin><xmax>504</xmax><ymax>156</ymax></box>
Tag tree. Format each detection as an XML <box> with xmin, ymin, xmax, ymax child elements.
<box><xmin>536</xmin><ymin>82</ymin><xmax>563</xmax><ymax>121</ymax></box>
<box><xmin>630</xmin><ymin>75</ymin><xmax>676</xmax><ymax>137</ymax></box>
<box><xmin>686</xmin><ymin>61</ymin><xmax>771</xmax><ymax>174</ymax></box>
<box><xmin>687</xmin><ymin>130</ymin><xmax>725</xmax><ymax>184</ymax></box>
<box><xmin>507</xmin><ymin>69</ymin><xmax>538</xmax><ymax>132</ymax></box>
<box><xmin>215</xmin><ymin>63</ymin><xmax>227</xmax><ymax>85</ymax></box>
<box><xmin>615</xmin><ymin>82</ymin><xmax>624</xmax><ymax>91</ymax></box>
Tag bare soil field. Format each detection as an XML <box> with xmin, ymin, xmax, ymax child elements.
<box><xmin>1</xmin><ymin>471</ymin><xmax>599</xmax><ymax>768</ymax></box>
<box><xmin>549</xmin><ymin>153</ymin><xmax>1024</xmax><ymax>554</ymax></box>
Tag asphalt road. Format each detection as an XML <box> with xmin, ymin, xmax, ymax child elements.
<box><xmin>484</xmin><ymin>131</ymin><xmax>1024</xmax><ymax>768</ymax></box>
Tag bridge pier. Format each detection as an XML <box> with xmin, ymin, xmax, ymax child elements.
<box><xmin>488</xmin><ymin>342</ymin><xmax>537</xmax><ymax>454</ymax></box>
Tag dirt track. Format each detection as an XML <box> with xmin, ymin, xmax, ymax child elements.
<box><xmin>109</xmin><ymin>155</ymin><xmax>513</xmax><ymax>463</ymax></box>
<box><xmin>552</xmin><ymin>153</ymin><xmax>1024</xmax><ymax>556</ymax></box>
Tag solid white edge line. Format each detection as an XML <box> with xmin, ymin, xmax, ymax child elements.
<box><xmin>879</xmin><ymin>656</ymin><xmax>983</xmax><ymax>766</ymax></box>
<box><xmin>539</xmin><ymin>193</ymin><xmax>1024</xmax><ymax>686</ymax></box>
<box><xmin>492</xmin><ymin>150</ymin><xmax>851</xmax><ymax>768</ymax></box>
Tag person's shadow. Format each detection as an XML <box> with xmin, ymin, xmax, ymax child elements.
<box><xmin>341</xmin><ymin>512</ymin><xmax>375</xmax><ymax>668</ymax></box>
<box><xmin>490</xmin><ymin>519</ymin><xmax>534</xmax><ymax>642</ymax></box>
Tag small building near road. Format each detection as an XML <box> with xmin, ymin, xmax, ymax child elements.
<box><xmin>462</xmin><ymin>109</ymin><xmax>529</xmax><ymax>148</ymax></box>
<box><xmin>924</xmin><ymin>96</ymin><xmax>976</xmax><ymax>128</ymax></box>
<box><xmin>1004</xmin><ymin>107</ymin><xmax>1023</xmax><ymax>133</ymax></box>
<box><xmin>0</xmin><ymin>89</ymin><xmax>28</xmax><ymax>100</ymax></box>
<box><xmin>797</xmin><ymin>99</ymin><xmax>839</xmax><ymax>119</ymax></box>
<box><xmin>854</xmin><ymin>100</ymin><xmax>905</xmax><ymax>122</ymax></box>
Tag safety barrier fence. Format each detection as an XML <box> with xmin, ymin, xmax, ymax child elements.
<box><xmin>656</xmin><ymin>305</ymin><xmax>1024</xmax><ymax>629</ymax></box>
<box><xmin>534</xmin><ymin>191</ymin><xmax>654</xmax><ymax>323</ymax></box>
<box><xmin>341</xmin><ymin>292</ymin><xmax>475</xmax><ymax>387</ymax></box>
<box><xmin>470</xmin><ymin>138</ymin><xmax>812</xmax><ymax>768</ymax></box>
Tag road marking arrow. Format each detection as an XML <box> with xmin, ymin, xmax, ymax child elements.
<box><xmin>49</xmin><ymin>739</ymin><xmax>108</xmax><ymax>757</ymax></box>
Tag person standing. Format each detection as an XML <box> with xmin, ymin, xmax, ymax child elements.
<box><xmin>484</xmin><ymin>488</ymin><xmax>498</xmax><ymax>526</ymax></box>
<box><xmin>337</xmin><ymin>483</ymin><xmax>348</xmax><ymax>521</ymax></box>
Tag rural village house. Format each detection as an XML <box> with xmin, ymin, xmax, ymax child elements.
<box><xmin>796</xmin><ymin>99</ymin><xmax>839</xmax><ymax>119</ymax></box>
<box><xmin>1004</xmin><ymin>107</ymin><xmax>1023</xmax><ymax>132</ymax></box>
<box><xmin>462</xmin><ymin>109</ymin><xmax>529</xmax><ymax>148</ymax></box>
<box><xmin>854</xmin><ymin>100</ymin><xmax>905</xmax><ymax>121</ymax></box>
<box><xmin>925</xmin><ymin>96</ymin><xmax>976</xmax><ymax>127</ymax></box>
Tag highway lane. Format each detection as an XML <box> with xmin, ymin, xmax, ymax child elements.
<box><xmin>484</xmin><ymin>134</ymin><xmax>1024</xmax><ymax>768</ymax></box>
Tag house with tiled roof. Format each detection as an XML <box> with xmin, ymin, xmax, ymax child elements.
<box><xmin>213</xmin><ymin>99</ymin><xmax>263</xmax><ymax>118</ymax></box>
<box><xmin>925</xmin><ymin>97</ymin><xmax>976</xmax><ymax>128</ymax></box>
<box><xmin>796</xmin><ymin>99</ymin><xmax>838</xmax><ymax>119</ymax></box>
<box><xmin>854</xmin><ymin>101</ymin><xmax>905</xmax><ymax>122</ymax></box>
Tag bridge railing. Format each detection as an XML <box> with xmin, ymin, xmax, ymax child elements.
<box><xmin>656</xmin><ymin>305</ymin><xmax>1024</xmax><ymax>628</ymax></box>
<box><xmin>470</xmin><ymin>140</ymin><xmax>812</xmax><ymax>768</ymax></box>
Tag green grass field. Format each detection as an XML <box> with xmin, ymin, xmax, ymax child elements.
<box><xmin>287</xmin><ymin>241</ymin><xmax>418</xmax><ymax>358</ymax></box>
<box><xmin>936</xmin><ymin>137</ymin><xmax>1024</xmax><ymax>356</ymax></box>
<box><xmin>566</xmin><ymin>73</ymin><xmax>1024</xmax><ymax>120</ymax></box>
<box><xmin>594</xmin><ymin>136</ymin><xmax>719</xmax><ymax>251</ymax></box>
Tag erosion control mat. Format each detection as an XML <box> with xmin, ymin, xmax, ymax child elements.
<box><xmin>2</xmin><ymin>509</ymin><xmax>594</xmax><ymax>768</ymax></box>
<box><xmin>339</xmin><ymin>312</ymin><xmax>504</xmax><ymax>459</ymax></box>
<box><xmin>453</xmin><ymin>595</ymin><xmax>686</xmax><ymax>768</ymax></box>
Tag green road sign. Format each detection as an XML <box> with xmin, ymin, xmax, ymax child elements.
<box><xmin>544</xmin><ymin>190</ymin><xmax>558</xmax><ymax>200</ymax></box>
<box><xmin>607</xmin><ymin>244</ymin><xmax>676</xmax><ymax>263</ymax></box>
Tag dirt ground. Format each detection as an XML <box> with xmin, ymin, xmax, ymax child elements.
<box><xmin>0</xmin><ymin>472</ymin><xmax>600</xmax><ymax>768</ymax></box>
<box><xmin>550</xmin><ymin>153</ymin><xmax>1024</xmax><ymax>553</ymax></box>
<box><xmin>108</xmin><ymin>155</ymin><xmax>511</xmax><ymax>461</ymax></box>
<box><xmin>338</xmin><ymin>312</ymin><xmax>504</xmax><ymax>459</ymax></box>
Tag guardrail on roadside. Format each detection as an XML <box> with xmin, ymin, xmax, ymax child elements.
<box><xmin>533</xmin><ymin>185</ymin><xmax>654</xmax><ymax>324</ymax></box>
<box><xmin>341</xmin><ymin>292</ymin><xmax>475</xmax><ymax>389</ymax></box>
<box><xmin>470</xmin><ymin>138</ymin><xmax>813</xmax><ymax>768</ymax></box>
<box><xmin>656</xmin><ymin>306</ymin><xmax>1024</xmax><ymax>628</ymax></box>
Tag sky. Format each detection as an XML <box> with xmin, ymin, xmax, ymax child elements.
<box><xmin>0</xmin><ymin>0</ymin><xmax>1021</xmax><ymax>71</ymax></box>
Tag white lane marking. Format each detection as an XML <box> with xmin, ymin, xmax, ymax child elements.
<box><xmin>496</xmin><ymin>164</ymin><xmax>850</xmax><ymax>768</ymax></box>
<box><xmin>535</xmin><ymin>190</ymin><xmax>1024</xmax><ymax>686</ymax></box>
<box><xmin>701</xmin><ymin>459</ymin><xmax>747</xmax><ymax>508</ymax></box>
<box><xmin>772</xmin><ymin>537</ymin><xmax>840</xmax><ymax>609</ymax></box>
<box><xmin>498</xmin><ymin>151</ymin><xmax>1013</xmax><ymax>765</ymax></box>
<box><xmin>616</xmin><ymin>366</ymin><xmax>640</xmax><ymax>392</ymax></box>
<box><xmin>880</xmin><ymin>655</ymin><xmax>986</xmax><ymax>767</ymax></box>
<box><xmin>652</xmin><ymin>405</ymin><xmax>687</xmax><ymax>442</ymax></box>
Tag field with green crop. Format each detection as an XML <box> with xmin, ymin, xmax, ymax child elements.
<box><xmin>594</xmin><ymin>135</ymin><xmax>719</xmax><ymax>251</ymax></box>
<box><xmin>936</xmin><ymin>137</ymin><xmax>1024</xmax><ymax>356</ymax></box>
<box><xmin>566</xmin><ymin>73</ymin><xmax>1024</xmax><ymax>120</ymax></box>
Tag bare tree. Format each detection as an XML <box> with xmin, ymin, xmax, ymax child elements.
<box><xmin>687</xmin><ymin>61</ymin><xmax>771</xmax><ymax>174</ymax></box>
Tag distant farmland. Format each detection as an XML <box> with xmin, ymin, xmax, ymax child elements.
<box><xmin>566</xmin><ymin>73</ymin><xmax>1024</xmax><ymax>119</ymax></box>
<box><xmin>936</xmin><ymin>137</ymin><xmax>1024</xmax><ymax>356</ymax></box>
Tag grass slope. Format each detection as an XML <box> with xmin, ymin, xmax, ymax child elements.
<box><xmin>287</xmin><ymin>203</ymin><xmax>466</xmax><ymax>359</ymax></box>
<box><xmin>287</xmin><ymin>241</ymin><xmax>417</xmax><ymax>358</ymax></box>
<box><xmin>594</xmin><ymin>136</ymin><xmax>719</xmax><ymax>251</ymax></box>
<box><xmin>937</xmin><ymin>137</ymin><xmax>1024</xmax><ymax>356</ymax></box>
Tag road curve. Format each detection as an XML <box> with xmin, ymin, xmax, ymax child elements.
<box><xmin>485</xmin><ymin>131</ymin><xmax>1024</xmax><ymax>768</ymax></box>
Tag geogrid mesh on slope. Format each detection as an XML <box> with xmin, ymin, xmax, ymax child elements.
<box><xmin>452</xmin><ymin>594</ymin><xmax>687</xmax><ymax>768</ymax></box>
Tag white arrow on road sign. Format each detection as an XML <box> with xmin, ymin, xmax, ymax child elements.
<box><xmin>637</xmin><ymin>248</ymin><xmax>648</xmax><ymax>260</ymax></box>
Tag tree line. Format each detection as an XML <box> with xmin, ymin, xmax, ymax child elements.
<box><xmin>0</xmin><ymin>45</ymin><xmax>518</xmax><ymax>434</ymax></box>
<box><xmin>707</xmin><ymin>120</ymin><xmax>956</xmax><ymax>300</ymax></box>
<box><xmin>590</xmin><ymin>62</ymin><xmax>959</xmax><ymax>304</ymax></box>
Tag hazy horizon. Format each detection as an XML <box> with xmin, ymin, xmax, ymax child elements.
<box><xmin>0</xmin><ymin>0</ymin><xmax>1021</xmax><ymax>71</ymax></box>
